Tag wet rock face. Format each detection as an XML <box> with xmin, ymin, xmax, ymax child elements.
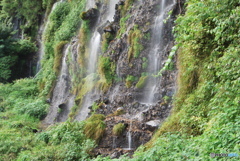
<box><xmin>81</xmin><ymin>8</ymin><xmax>100</xmax><ymax>27</ymax></box>
<box><xmin>90</xmin><ymin>0</ymin><xmax>181</xmax><ymax>158</ymax></box>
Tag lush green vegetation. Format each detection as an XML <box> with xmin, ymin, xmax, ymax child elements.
<box><xmin>0</xmin><ymin>0</ymin><xmax>239</xmax><ymax>160</ymax></box>
<box><xmin>0</xmin><ymin>21</ymin><xmax>37</xmax><ymax>82</ymax></box>
<box><xmin>38</xmin><ymin>0</ymin><xmax>86</xmax><ymax>97</ymax></box>
<box><xmin>17</xmin><ymin>121</ymin><xmax>95</xmax><ymax>161</ymax></box>
<box><xmin>117</xmin><ymin>14</ymin><xmax>131</xmax><ymax>38</ymax></box>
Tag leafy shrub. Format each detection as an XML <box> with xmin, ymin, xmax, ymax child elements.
<box><xmin>16</xmin><ymin>99</ymin><xmax>48</xmax><ymax>119</ymax></box>
<box><xmin>18</xmin><ymin>121</ymin><xmax>95</xmax><ymax>161</ymax></box>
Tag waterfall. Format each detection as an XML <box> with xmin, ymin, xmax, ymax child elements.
<box><xmin>140</xmin><ymin>0</ymin><xmax>175</xmax><ymax>104</ymax></box>
<box><xmin>127</xmin><ymin>119</ymin><xmax>133</xmax><ymax>150</ymax></box>
<box><xmin>106</xmin><ymin>0</ymin><xmax>118</xmax><ymax>21</ymax></box>
<box><xmin>86</xmin><ymin>0</ymin><xmax>95</xmax><ymax>10</ymax></box>
<box><xmin>75</xmin><ymin>30</ymin><xmax>101</xmax><ymax>121</ymax></box>
<box><xmin>36</xmin><ymin>0</ymin><xmax>64</xmax><ymax>73</ymax></box>
<box><xmin>76</xmin><ymin>0</ymin><xmax>118</xmax><ymax>121</ymax></box>
<box><xmin>87</xmin><ymin>32</ymin><xmax>101</xmax><ymax>74</ymax></box>
<box><xmin>125</xmin><ymin>106</ymin><xmax>134</xmax><ymax>150</ymax></box>
<box><xmin>112</xmin><ymin>136</ymin><xmax>117</xmax><ymax>149</ymax></box>
<box><xmin>43</xmin><ymin>44</ymin><xmax>72</xmax><ymax>124</ymax></box>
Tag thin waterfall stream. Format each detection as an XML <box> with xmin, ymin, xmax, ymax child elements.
<box><xmin>140</xmin><ymin>0</ymin><xmax>176</xmax><ymax>105</ymax></box>
<box><xmin>36</xmin><ymin>0</ymin><xmax>64</xmax><ymax>73</ymax></box>
<box><xmin>43</xmin><ymin>44</ymin><xmax>72</xmax><ymax>124</ymax></box>
<box><xmin>76</xmin><ymin>0</ymin><xmax>118</xmax><ymax>121</ymax></box>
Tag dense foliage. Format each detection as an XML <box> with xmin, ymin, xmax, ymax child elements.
<box><xmin>0</xmin><ymin>0</ymin><xmax>239</xmax><ymax>160</ymax></box>
<box><xmin>0</xmin><ymin>21</ymin><xmax>37</xmax><ymax>82</ymax></box>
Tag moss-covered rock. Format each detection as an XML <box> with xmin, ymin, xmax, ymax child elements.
<box><xmin>135</xmin><ymin>76</ymin><xmax>148</xmax><ymax>89</ymax></box>
<box><xmin>113</xmin><ymin>123</ymin><xmax>126</xmax><ymax>136</ymax></box>
<box><xmin>84</xmin><ymin>114</ymin><xmax>106</xmax><ymax>142</ymax></box>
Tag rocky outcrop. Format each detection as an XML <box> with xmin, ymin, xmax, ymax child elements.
<box><xmin>80</xmin><ymin>8</ymin><xmax>100</xmax><ymax>27</ymax></box>
<box><xmin>87</xmin><ymin>0</ymin><xmax>182</xmax><ymax>158</ymax></box>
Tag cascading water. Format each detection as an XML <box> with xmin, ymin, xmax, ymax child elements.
<box><xmin>127</xmin><ymin>119</ymin><xmax>133</xmax><ymax>150</ymax></box>
<box><xmin>76</xmin><ymin>0</ymin><xmax>118</xmax><ymax>121</ymax></box>
<box><xmin>36</xmin><ymin>0</ymin><xmax>64</xmax><ymax>73</ymax></box>
<box><xmin>125</xmin><ymin>107</ymin><xmax>134</xmax><ymax>150</ymax></box>
<box><xmin>106</xmin><ymin>0</ymin><xmax>118</xmax><ymax>21</ymax></box>
<box><xmin>44</xmin><ymin>45</ymin><xmax>72</xmax><ymax>124</ymax></box>
<box><xmin>87</xmin><ymin>32</ymin><xmax>101</xmax><ymax>74</ymax></box>
<box><xmin>140</xmin><ymin>0</ymin><xmax>175</xmax><ymax>104</ymax></box>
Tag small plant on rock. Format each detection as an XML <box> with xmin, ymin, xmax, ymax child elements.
<box><xmin>113</xmin><ymin>123</ymin><xmax>126</xmax><ymax>136</ymax></box>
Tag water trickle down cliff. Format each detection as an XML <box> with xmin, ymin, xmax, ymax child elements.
<box><xmin>91</xmin><ymin>0</ymin><xmax>179</xmax><ymax>157</ymax></box>
<box><xmin>43</xmin><ymin>45</ymin><xmax>74</xmax><ymax>124</ymax></box>
<box><xmin>140</xmin><ymin>0</ymin><xmax>176</xmax><ymax>104</ymax></box>
<box><xmin>40</xmin><ymin>0</ymin><xmax>180</xmax><ymax>157</ymax></box>
<box><xmin>75</xmin><ymin>0</ymin><xmax>119</xmax><ymax>121</ymax></box>
<box><xmin>36</xmin><ymin>0</ymin><xmax>64</xmax><ymax>73</ymax></box>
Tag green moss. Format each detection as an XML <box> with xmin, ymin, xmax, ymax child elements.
<box><xmin>101</xmin><ymin>32</ymin><xmax>115</xmax><ymax>53</ymax></box>
<box><xmin>80</xmin><ymin>11</ymin><xmax>87</xmax><ymax>20</ymax></box>
<box><xmin>142</xmin><ymin>57</ymin><xmax>148</xmax><ymax>69</ymax></box>
<box><xmin>135</xmin><ymin>76</ymin><xmax>148</xmax><ymax>89</ymax></box>
<box><xmin>84</xmin><ymin>114</ymin><xmax>106</xmax><ymax>142</ymax></box>
<box><xmin>117</xmin><ymin>14</ymin><xmax>131</xmax><ymax>38</ymax></box>
<box><xmin>121</xmin><ymin>0</ymin><xmax>135</xmax><ymax>15</ymax></box>
<box><xmin>78</xmin><ymin>21</ymin><xmax>91</xmax><ymax>68</ymax></box>
<box><xmin>53</xmin><ymin>41</ymin><xmax>68</xmax><ymax>74</ymax></box>
<box><xmin>75</xmin><ymin>73</ymin><xmax>98</xmax><ymax>104</ymax></box>
<box><xmin>125</xmin><ymin>75</ymin><xmax>137</xmax><ymax>88</ymax></box>
<box><xmin>113</xmin><ymin>123</ymin><xmax>126</xmax><ymax>136</ymax></box>
<box><xmin>97</xmin><ymin>56</ymin><xmax>116</xmax><ymax>91</ymax></box>
<box><xmin>127</xmin><ymin>26</ymin><xmax>143</xmax><ymax>61</ymax></box>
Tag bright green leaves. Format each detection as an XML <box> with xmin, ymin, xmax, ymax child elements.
<box><xmin>175</xmin><ymin>0</ymin><xmax>240</xmax><ymax>57</ymax></box>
